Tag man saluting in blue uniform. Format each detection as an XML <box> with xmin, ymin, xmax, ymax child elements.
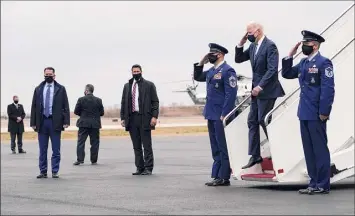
<box><xmin>193</xmin><ymin>43</ymin><xmax>237</xmax><ymax>186</ymax></box>
<box><xmin>282</xmin><ymin>30</ymin><xmax>335</xmax><ymax>195</ymax></box>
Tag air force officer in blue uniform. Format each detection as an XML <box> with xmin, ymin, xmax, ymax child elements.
<box><xmin>193</xmin><ymin>43</ymin><xmax>237</xmax><ymax>186</ymax></box>
<box><xmin>282</xmin><ymin>30</ymin><xmax>335</xmax><ymax>195</ymax></box>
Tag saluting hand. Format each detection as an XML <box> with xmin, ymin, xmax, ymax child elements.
<box><xmin>289</xmin><ymin>42</ymin><xmax>301</xmax><ymax>57</ymax></box>
<box><xmin>238</xmin><ymin>32</ymin><xmax>248</xmax><ymax>46</ymax></box>
<box><xmin>199</xmin><ymin>54</ymin><xmax>209</xmax><ymax>66</ymax></box>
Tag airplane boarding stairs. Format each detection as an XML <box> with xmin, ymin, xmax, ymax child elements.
<box><xmin>223</xmin><ymin>4</ymin><xmax>355</xmax><ymax>183</ymax></box>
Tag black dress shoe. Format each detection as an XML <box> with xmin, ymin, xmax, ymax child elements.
<box><xmin>132</xmin><ymin>169</ymin><xmax>144</xmax><ymax>175</ymax></box>
<box><xmin>313</xmin><ymin>188</ymin><xmax>330</xmax><ymax>195</ymax></box>
<box><xmin>205</xmin><ymin>178</ymin><xmax>219</xmax><ymax>186</ymax></box>
<box><xmin>36</xmin><ymin>173</ymin><xmax>47</xmax><ymax>179</ymax></box>
<box><xmin>91</xmin><ymin>162</ymin><xmax>97</xmax><ymax>165</ymax></box>
<box><xmin>52</xmin><ymin>173</ymin><xmax>59</xmax><ymax>178</ymax></box>
<box><xmin>73</xmin><ymin>161</ymin><xmax>84</xmax><ymax>165</ymax></box>
<box><xmin>242</xmin><ymin>156</ymin><xmax>263</xmax><ymax>169</ymax></box>
<box><xmin>298</xmin><ymin>187</ymin><xmax>316</xmax><ymax>195</ymax></box>
<box><xmin>141</xmin><ymin>169</ymin><xmax>152</xmax><ymax>175</ymax></box>
<box><xmin>18</xmin><ymin>149</ymin><xmax>26</xmax><ymax>154</ymax></box>
<box><xmin>209</xmin><ymin>179</ymin><xmax>230</xmax><ymax>186</ymax></box>
<box><xmin>11</xmin><ymin>150</ymin><xmax>16</xmax><ymax>154</ymax></box>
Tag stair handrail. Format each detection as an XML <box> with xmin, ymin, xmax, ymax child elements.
<box><xmin>223</xmin><ymin>3</ymin><xmax>354</xmax><ymax>128</ymax></box>
<box><xmin>264</xmin><ymin>37</ymin><xmax>355</xmax><ymax>126</ymax></box>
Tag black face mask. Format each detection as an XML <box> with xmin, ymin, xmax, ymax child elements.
<box><xmin>247</xmin><ymin>34</ymin><xmax>256</xmax><ymax>43</ymax></box>
<box><xmin>133</xmin><ymin>73</ymin><xmax>142</xmax><ymax>81</ymax></box>
<box><xmin>302</xmin><ymin>45</ymin><xmax>314</xmax><ymax>56</ymax></box>
<box><xmin>14</xmin><ymin>100</ymin><xmax>18</xmax><ymax>104</ymax></box>
<box><xmin>208</xmin><ymin>53</ymin><xmax>218</xmax><ymax>64</ymax></box>
<box><xmin>44</xmin><ymin>76</ymin><xmax>54</xmax><ymax>83</ymax></box>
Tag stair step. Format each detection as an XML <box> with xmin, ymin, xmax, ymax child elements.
<box><xmin>261</xmin><ymin>157</ymin><xmax>274</xmax><ymax>171</ymax></box>
<box><xmin>240</xmin><ymin>173</ymin><xmax>276</xmax><ymax>182</ymax></box>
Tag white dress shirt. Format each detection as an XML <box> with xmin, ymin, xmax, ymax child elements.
<box><xmin>131</xmin><ymin>79</ymin><xmax>139</xmax><ymax>112</ymax></box>
<box><xmin>254</xmin><ymin>34</ymin><xmax>265</xmax><ymax>57</ymax></box>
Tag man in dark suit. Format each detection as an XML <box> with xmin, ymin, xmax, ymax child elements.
<box><xmin>73</xmin><ymin>84</ymin><xmax>104</xmax><ymax>166</ymax></box>
<box><xmin>7</xmin><ymin>95</ymin><xmax>26</xmax><ymax>154</ymax></box>
<box><xmin>120</xmin><ymin>64</ymin><xmax>159</xmax><ymax>175</ymax></box>
<box><xmin>235</xmin><ymin>22</ymin><xmax>285</xmax><ymax>169</ymax></box>
<box><xmin>30</xmin><ymin>67</ymin><xmax>70</xmax><ymax>179</ymax></box>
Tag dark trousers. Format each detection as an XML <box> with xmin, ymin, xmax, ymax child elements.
<box><xmin>38</xmin><ymin>118</ymin><xmax>61</xmax><ymax>174</ymax></box>
<box><xmin>300</xmin><ymin>120</ymin><xmax>330</xmax><ymax>190</ymax></box>
<box><xmin>129</xmin><ymin>112</ymin><xmax>154</xmax><ymax>171</ymax></box>
<box><xmin>247</xmin><ymin>97</ymin><xmax>276</xmax><ymax>156</ymax></box>
<box><xmin>208</xmin><ymin>119</ymin><xmax>231</xmax><ymax>180</ymax></box>
<box><xmin>76</xmin><ymin>127</ymin><xmax>100</xmax><ymax>163</ymax></box>
<box><xmin>10</xmin><ymin>131</ymin><xmax>23</xmax><ymax>151</ymax></box>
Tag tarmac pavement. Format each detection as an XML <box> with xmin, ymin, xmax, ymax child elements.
<box><xmin>1</xmin><ymin>135</ymin><xmax>354</xmax><ymax>215</ymax></box>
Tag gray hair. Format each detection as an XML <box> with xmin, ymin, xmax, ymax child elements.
<box><xmin>247</xmin><ymin>21</ymin><xmax>264</xmax><ymax>33</ymax></box>
<box><xmin>85</xmin><ymin>84</ymin><xmax>94</xmax><ymax>93</ymax></box>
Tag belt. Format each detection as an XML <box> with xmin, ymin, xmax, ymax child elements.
<box><xmin>43</xmin><ymin>115</ymin><xmax>53</xmax><ymax>119</ymax></box>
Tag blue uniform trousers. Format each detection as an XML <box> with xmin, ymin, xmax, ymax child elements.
<box><xmin>207</xmin><ymin>119</ymin><xmax>230</xmax><ymax>180</ymax></box>
<box><xmin>247</xmin><ymin>97</ymin><xmax>276</xmax><ymax>156</ymax></box>
<box><xmin>38</xmin><ymin>118</ymin><xmax>61</xmax><ymax>174</ymax></box>
<box><xmin>300</xmin><ymin>120</ymin><xmax>330</xmax><ymax>190</ymax></box>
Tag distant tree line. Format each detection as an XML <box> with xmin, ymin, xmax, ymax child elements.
<box><xmin>1</xmin><ymin>114</ymin><xmax>30</xmax><ymax>120</ymax></box>
<box><xmin>1</xmin><ymin>105</ymin><xmax>203</xmax><ymax>120</ymax></box>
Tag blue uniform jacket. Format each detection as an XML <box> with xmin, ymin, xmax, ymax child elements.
<box><xmin>281</xmin><ymin>52</ymin><xmax>335</xmax><ymax>120</ymax></box>
<box><xmin>193</xmin><ymin>62</ymin><xmax>237</xmax><ymax>120</ymax></box>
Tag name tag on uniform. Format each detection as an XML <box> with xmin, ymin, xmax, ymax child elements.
<box><xmin>213</xmin><ymin>72</ymin><xmax>222</xmax><ymax>79</ymax></box>
<box><xmin>308</xmin><ymin>64</ymin><xmax>319</xmax><ymax>73</ymax></box>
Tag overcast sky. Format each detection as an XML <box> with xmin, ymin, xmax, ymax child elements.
<box><xmin>1</xmin><ymin>1</ymin><xmax>352</xmax><ymax>114</ymax></box>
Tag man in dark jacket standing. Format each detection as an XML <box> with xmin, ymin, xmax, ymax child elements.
<box><xmin>120</xmin><ymin>64</ymin><xmax>159</xmax><ymax>175</ymax></box>
<box><xmin>30</xmin><ymin>67</ymin><xmax>70</xmax><ymax>179</ymax></box>
<box><xmin>235</xmin><ymin>22</ymin><xmax>285</xmax><ymax>169</ymax></box>
<box><xmin>73</xmin><ymin>84</ymin><xmax>104</xmax><ymax>166</ymax></box>
<box><xmin>7</xmin><ymin>95</ymin><xmax>26</xmax><ymax>154</ymax></box>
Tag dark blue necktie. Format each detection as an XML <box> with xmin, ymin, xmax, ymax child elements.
<box><xmin>44</xmin><ymin>85</ymin><xmax>52</xmax><ymax>117</ymax></box>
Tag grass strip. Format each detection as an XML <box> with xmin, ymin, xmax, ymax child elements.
<box><xmin>1</xmin><ymin>126</ymin><xmax>208</xmax><ymax>142</ymax></box>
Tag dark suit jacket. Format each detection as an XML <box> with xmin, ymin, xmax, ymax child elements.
<box><xmin>30</xmin><ymin>81</ymin><xmax>70</xmax><ymax>132</ymax></box>
<box><xmin>235</xmin><ymin>36</ymin><xmax>285</xmax><ymax>99</ymax></box>
<box><xmin>74</xmin><ymin>93</ymin><xmax>104</xmax><ymax>129</ymax></box>
<box><xmin>120</xmin><ymin>78</ymin><xmax>159</xmax><ymax>131</ymax></box>
<box><xmin>7</xmin><ymin>103</ymin><xmax>26</xmax><ymax>133</ymax></box>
